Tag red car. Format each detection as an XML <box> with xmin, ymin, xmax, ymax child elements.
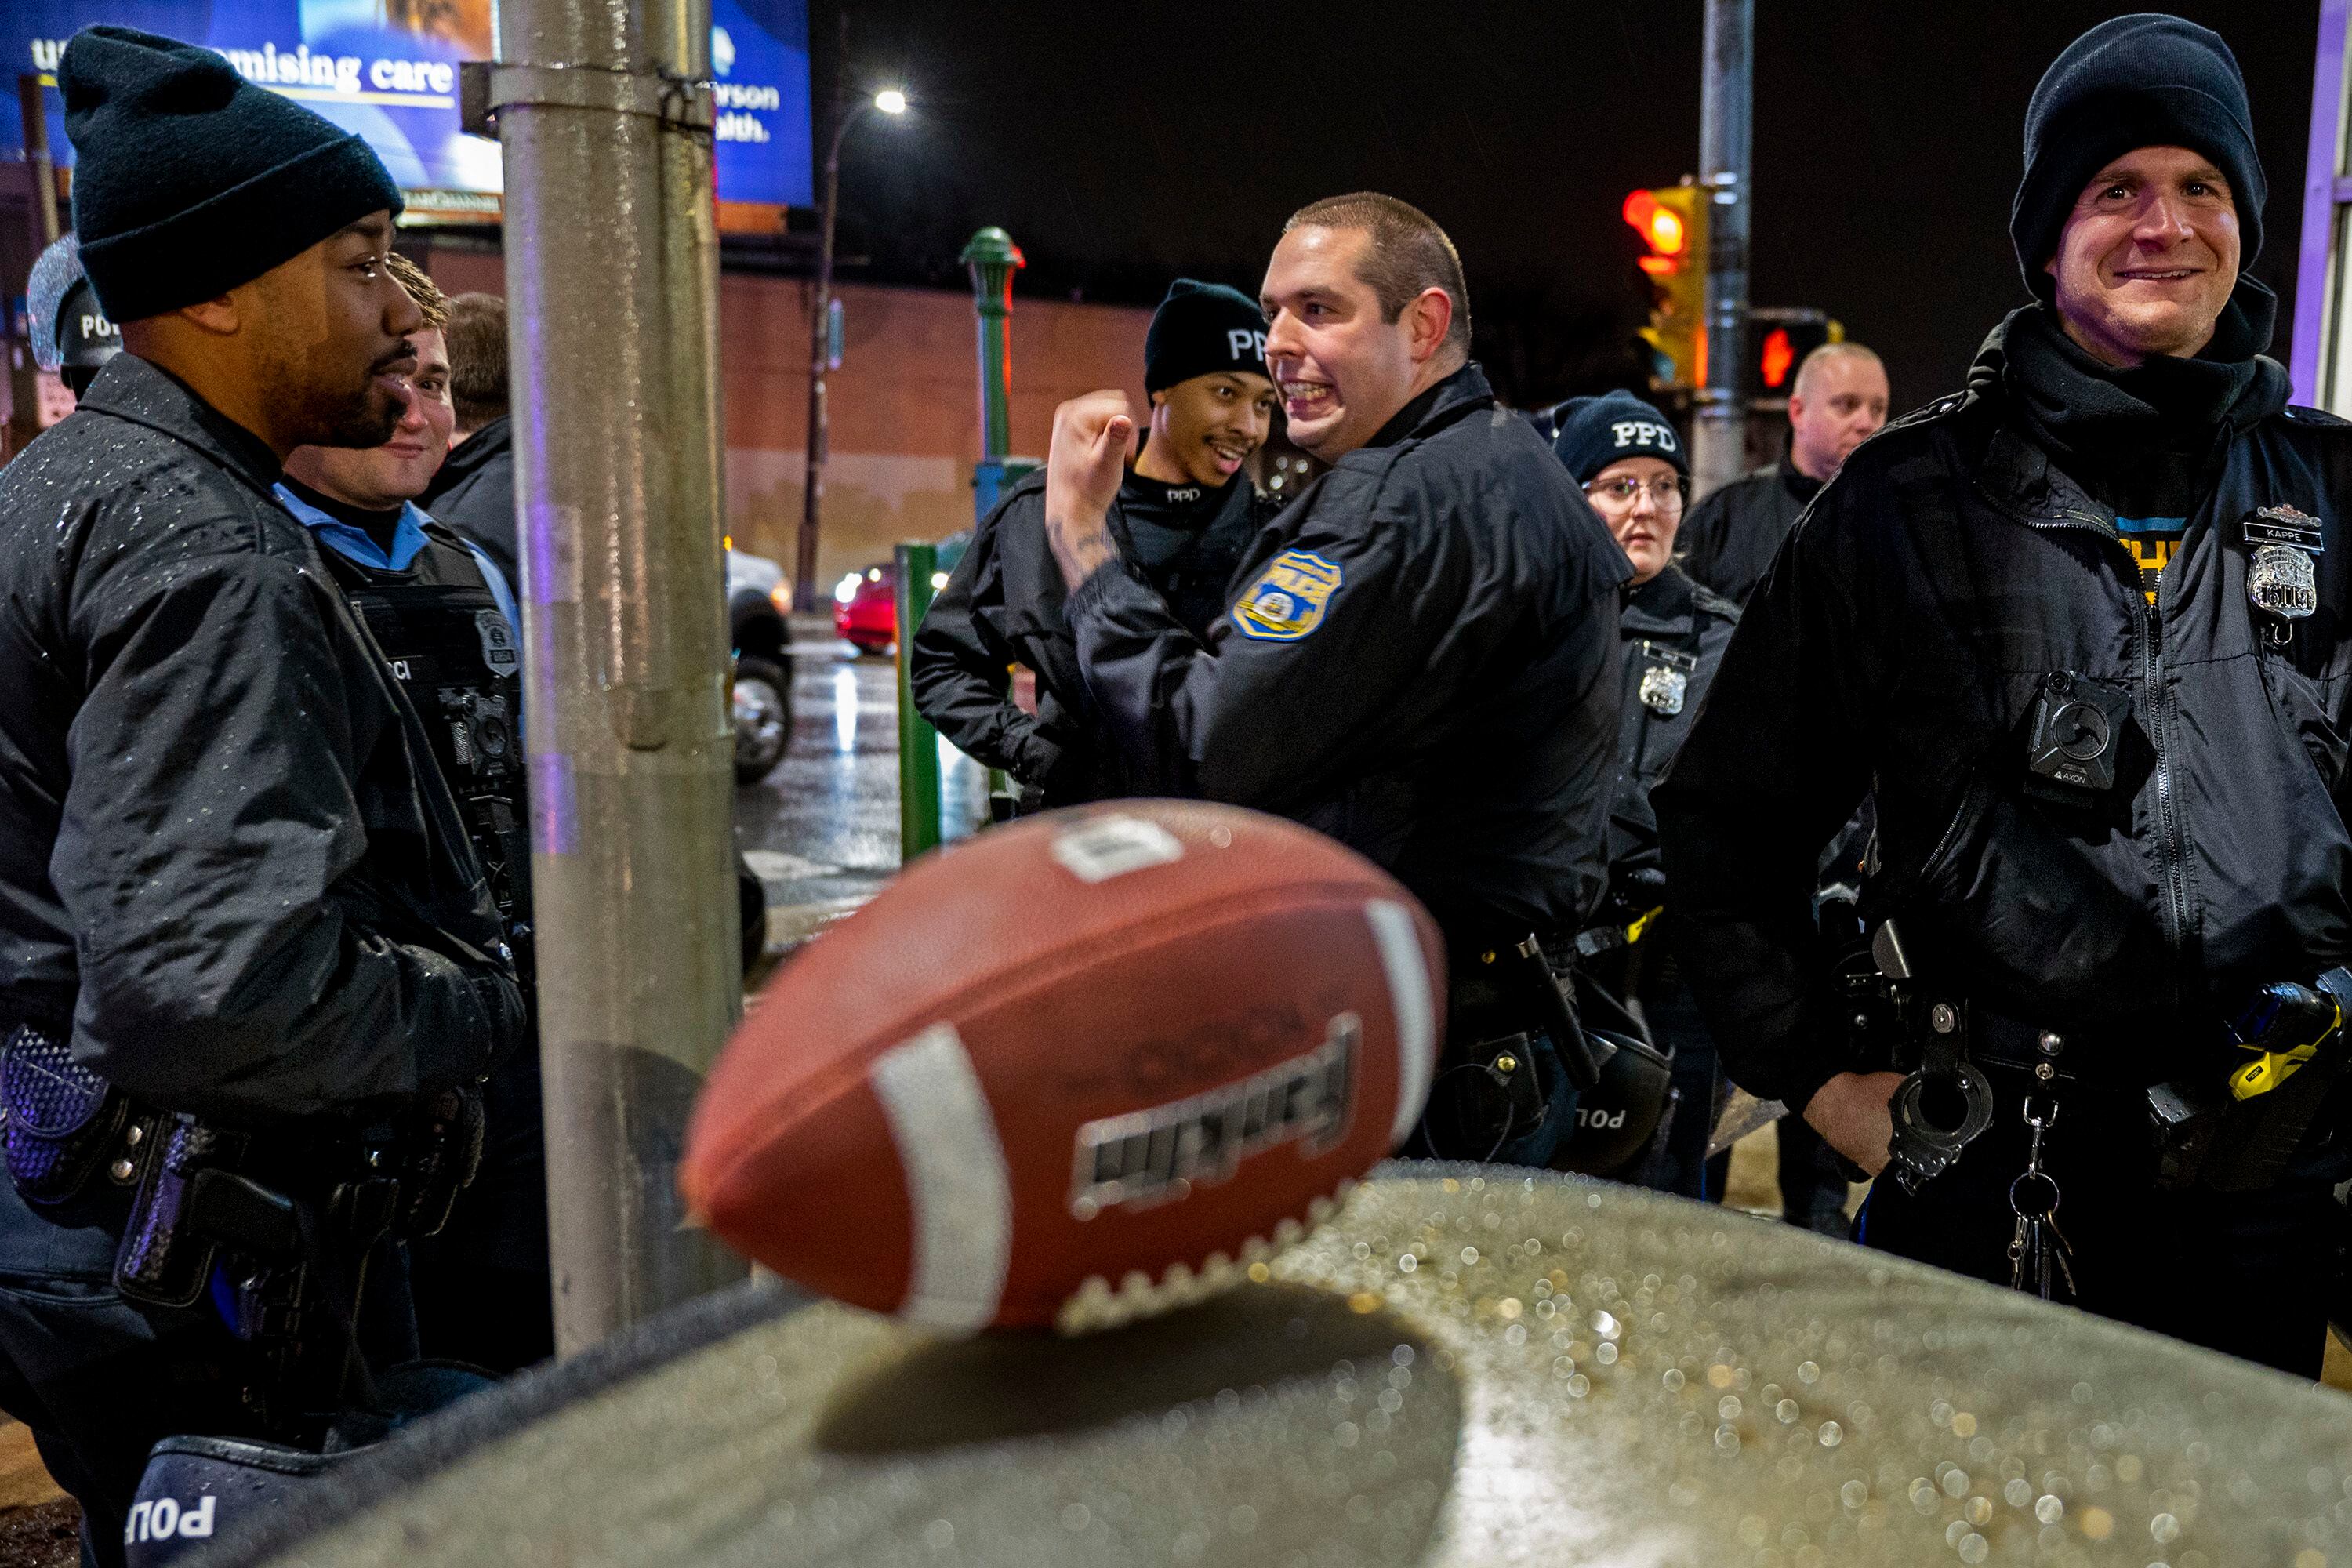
<box><xmin>831</xmin><ymin>532</ymin><xmax>969</xmax><ymax>656</ymax></box>
<box><xmin>833</xmin><ymin>562</ymin><xmax>899</xmax><ymax>655</ymax></box>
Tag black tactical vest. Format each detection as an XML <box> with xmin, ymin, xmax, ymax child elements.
<box><xmin>316</xmin><ymin>524</ymin><xmax>533</xmax><ymax>986</ymax></box>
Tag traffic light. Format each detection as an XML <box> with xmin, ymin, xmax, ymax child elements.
<box><xmin>1624</xmin><ymin>184</ymin><xmax>1707</xmax><ymax>390</ymax></box>
<box><xmin>1748</xmin><ymin>310</ymin><xmax>1844</xmax><ymax>399</ymax></box>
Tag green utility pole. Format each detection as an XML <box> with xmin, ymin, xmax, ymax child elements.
<box><xmin>961</xmin><ymin>227</ymin><xmax>1032</xmax><ymax>822</ymax></box>
<box><xmin>961</xmin><ymin>227</ymin><xmax>1028</xmax><ymax>518</ymax></box>
<box><xmin>896</xmin><ymin>540</ymin><xmax>942</xmax><ymax>862</ymax></box>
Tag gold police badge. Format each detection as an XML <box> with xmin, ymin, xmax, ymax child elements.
<box><xmin>1232</xmin><ymin>550</ymin><xmax>1345</xmax><ymax>641</ymax></box>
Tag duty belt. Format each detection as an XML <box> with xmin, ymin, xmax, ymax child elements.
<box><xmin>1853</xmin><ymin>927</ymin><xmax>2352</xmax><ymax>1206</ymax></box>
<box><xmin>0</xmin><ymin>1019</ymin><xmax>487</xmax><ymax>1443</ymax></box>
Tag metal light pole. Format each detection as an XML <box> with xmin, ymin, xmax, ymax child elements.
<box><xmin>489</xmin><ymin>0</ymin><xmax>745</xmax><ymax>1353</ymax></box>
<box><xmin>1691</xmin><ymin>0</ymin><xmax>1753</xmax><ymax>499</ymax></box>
<box><xmin>8</xmin><ymin>77</ymin><xmax>60</xmax><ymax>459</ymax></box>
<box><xmin>791</xmin><ymin>58</ymin><xmax>907</xmax><ymax>611</ymax></box>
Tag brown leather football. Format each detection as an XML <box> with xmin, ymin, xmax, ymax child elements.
<box><xmin>681</xmin><ymin>801</ymin><xmax>1444</xmax><ymax>1332</ymax></box>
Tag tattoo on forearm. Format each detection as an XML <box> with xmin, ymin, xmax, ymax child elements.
<box><xmin>1048</xmin><ymin>517</ymin><xmax>1116</xmax><ymax>590</ymax></box>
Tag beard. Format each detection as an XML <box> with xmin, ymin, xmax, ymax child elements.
<box><xmin>260</xmin><ymin>330</ymin><xmax>412</xmax><ymax>450</ymax></box>
<box><xmin>313</xmin><ymin>348</ymin><xmax>412</xmax><ymax>448</ymax></box>
<box><xmin>317</xmin><ymin>387</ymin><xmax>405</xmax><ymax>448</ymax></box>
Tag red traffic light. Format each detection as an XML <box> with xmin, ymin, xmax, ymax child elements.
<box><xmin>1759</xmin><ymin>327</ymin><xmax>1795</xmax><ymax>390</ymax></box>
<box><xmin>1622</xmin><ymin>189</ymin><xmax>1687</xmax><ymax>260</ymax></box>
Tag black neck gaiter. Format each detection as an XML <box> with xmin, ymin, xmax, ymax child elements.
<box><xmin>2001</xmin><ymin>285</ymin><xmax>2289</xmax><ymax>525</ymax></box>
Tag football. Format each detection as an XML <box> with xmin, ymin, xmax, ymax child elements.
<box><xmin>680</xmin><ymin>802</ymin><xmax>1445</xmax><ymax>1334</ymax></box>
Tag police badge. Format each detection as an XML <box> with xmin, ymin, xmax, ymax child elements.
<box><xmin>475</xmin><ymin>609</ymin><xmax>521</xmax><ymax>677</ymax></box>
<box><xmin>1636</xmin><ymin>644</ymin><xmax>1694</xmax><ymax>716</ymax></box>
<box><xmin>2244</xmin><ymin>504</ymin><xmax>2324</xmax><ymax>630</ymax></box>
<box><xmin>1638</xmin><ymin>664</ymin><xmax>1686</xmax><ymax>715</ymax></box>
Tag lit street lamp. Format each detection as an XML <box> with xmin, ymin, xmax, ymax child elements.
<box><xmin>793</xmin><ymin>85</ymin><xmax>908</xmax><ymax>611</ymax></box>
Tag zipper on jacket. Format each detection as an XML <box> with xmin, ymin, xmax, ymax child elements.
<box><xmin>2053</xmin><ymin>505</ymin><xmax>2193</xmax><ymax>956</ymax></box>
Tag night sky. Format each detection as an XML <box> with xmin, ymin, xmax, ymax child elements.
<box><xmin>822</xmin><ymin>1</ymin><xmax>2322</xmax><ymax>415</ymax></box>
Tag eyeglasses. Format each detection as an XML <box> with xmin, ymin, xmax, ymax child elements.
<box><xmin>1584</xmin><ymin>475</ymin><xmax>1687</xmax><ymax>514</ymax></box>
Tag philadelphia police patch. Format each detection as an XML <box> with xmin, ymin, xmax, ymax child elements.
<box><xmin>1233</xmin><ymin>550</ymin><xmax>1344</xmax><ymax>641</ymax></box>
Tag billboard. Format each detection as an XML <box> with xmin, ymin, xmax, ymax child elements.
<box><xmin>5</xmin><ymin>0</ymin><xmax>813</xmax><ymax>219</ymax></box>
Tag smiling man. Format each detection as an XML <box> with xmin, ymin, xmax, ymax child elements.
<box><xmin>0</xmin><ymin>27</ymin><xmax>524</xmax><ymax>1559</ymax></box>
<box><xmin>913</xmin><ymin>280</ymin><xmax>1279</xmax><ymax>809</ymax></box>
<box><xmin>1656</xmin><ymin>15</ymin><xmax>2352</xmax><ymax>1373</ymax></box>
<box><xmin>277</xmin><ymin>254</ymin><xmax>546</xmax><ymax>1378</ymax></box>
<box><xmin>1040</xmin><ymin>194</ymin><xmax>1631</xmax><ymax>1165</ymax></box>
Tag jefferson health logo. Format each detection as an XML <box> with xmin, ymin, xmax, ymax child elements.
<box><xmin>1232</xmin><ymin>550</ymin><xmax>1344</xmax><ymax>642</ymax></box>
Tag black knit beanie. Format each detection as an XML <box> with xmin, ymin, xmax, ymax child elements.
<box><xmin>1144</xmin><ymin>280</ymin><xmax>1269</xmax><ymax>395</ymax></box>
<box><xmin>1550</xmin><ymin>390</ymin><xmax>1689</xmax><ymax>487</ymax></box>
<box><xmin>60</xmin><ymin>26</ymin><xmax>404</xmax><ymax>321</ymax></box>
<box><xmin>2011</xmin><ymin>14</ymin><xmax>2263</xmax><ymax>297</ymax></box>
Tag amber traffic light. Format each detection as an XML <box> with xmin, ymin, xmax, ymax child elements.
<box><xmin>1624</xmin><ymin>184</ymin><xmax>1707</xmax><ymax>390</ymax></box>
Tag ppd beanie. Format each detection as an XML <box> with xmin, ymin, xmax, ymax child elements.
<box><xmin>1550</xmin><ymin>391</ymin><xmax>1689</xmax><ymax>487</ymax></box>
<box><xmin>1144</xmin><ymin>280</ymin><xmax>1268</xmax><ymax>395</ymax></box>
<box><xmin>2011</xmin><ymin>14</ymin><xmax>2263</xmax><ymax>296</ymax></box>
<box><xmin>60</xmin><ymin>25</ymin><xmax>403</xmax><ymax>321</ymax></box>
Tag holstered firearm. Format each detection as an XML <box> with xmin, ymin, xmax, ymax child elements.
<box><xmin>100</xmin><ymin>1083</ymin><xmax>485</xmax><ymax>1441</ymax></box>
<box><xmin>2149</xmin><ymin>968</ymin><xmax>2352</xmax><ymax>1193</ymax></box>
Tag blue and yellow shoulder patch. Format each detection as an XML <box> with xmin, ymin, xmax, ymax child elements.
<box><xmin>1232</xmin><ymin>550</ymin><xmax>1345</xmax><ymax>641</ymax></box>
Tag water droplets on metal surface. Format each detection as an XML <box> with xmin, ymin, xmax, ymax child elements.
<box><xmin>259</xmin><ymin>1174</ymin><xmax>2352</xmax><ymax>1567</ymax></box>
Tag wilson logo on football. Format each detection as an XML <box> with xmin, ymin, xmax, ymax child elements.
<box><xmin>1067</xmin><ymin>1012</ymin><xmax>1359</xmax><ymax>1220</ymax></box>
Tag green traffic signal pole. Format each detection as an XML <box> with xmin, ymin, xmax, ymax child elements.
<box><xmin>896</xmin><ymin>540</ymin><xmax>942</xmax><ymax>862</ymax></box>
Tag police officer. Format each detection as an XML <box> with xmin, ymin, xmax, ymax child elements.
<box><xmin>913</xmin><ymin>280</ymin><xmax>1278</xmax><ymax>810</ymax></box>
<box><xmin>1657</xmin><ymin>15</ymin><xmax>2352</xmax><ymax>1373</ymax></box>
<box><xmin>275</xmin><ymin>255</ymin><xmax>548</xmax><ymax>1376</ymax></box>
<box><xmin>420</xmin><ymin>292</ymin><xmax>519</xmax><ymax>588</ymax></box>
<box><xmin>1041</xmin><ymin>192</ymin><xmax>1629</xmax><ymax>1163</ymax></box>
<box><xmin>1548</xmin><ymin>393</ymin><xmax>1738</xmax><ymax>1199</ymax></box>
<box><xmin>1676</xmin><ymin>342</ymin><xmax>1889</xmax><ymax>607</ymax></box>
<box><xmin>24</xmin><ymin>234</ymin><xmax>122</xmax><ymax>401</ymax></box>
<box><xmin>0</xmin><ymin>30</ymin><xmax>524</xmax><ymax>1558</ymax></box>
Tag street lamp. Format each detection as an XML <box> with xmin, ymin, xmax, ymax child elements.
<box><xmin>793</xmin><ymin>85</ymin><xmax>909</xmax><ymax>610</ymax></box>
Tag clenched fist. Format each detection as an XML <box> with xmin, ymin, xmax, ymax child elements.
<box><xmin>1044</xmin><ymin>390</ymin><xmax>1134</xmax><ymax>590</ymax></box>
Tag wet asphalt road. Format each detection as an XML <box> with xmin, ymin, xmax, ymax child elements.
<box><xmin>732</xmin><ymin>617</ymin><xmax>990</xmax><ymax>924</ymax></box>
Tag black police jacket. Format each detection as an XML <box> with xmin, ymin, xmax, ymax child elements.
<box><xmin>910</xmin><ymin>467</ymin><xmax>1269</xmax><ymax>808</ymax></box>
<box><xmin>421</xmin><ymin>415</ymin><xmax>518</xmax><ymax>588</ymax></box>
<box><xmin>1608</xmin><ymin>567</ymin><xmax>1739</xmax><ymax>887</ymax></box>
<box><xmin>1067</xmin><ymin>363</ymin><xmax>1632</xmax><ymax>943</ymax></box>
<box><xmin>1654</xmin><ymin>326</ymin><xmax>2352</xmax><ymax>1113</ymax></box>
<box><xmin>1675</xmin><ymin>463</ymin><xmax>1820</xmax><ymax>607</ymax></box>
<box><xmin>0</xmin><ymin>355</ymin><xmax>522</xmax><ymax>1125</ymax></box>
